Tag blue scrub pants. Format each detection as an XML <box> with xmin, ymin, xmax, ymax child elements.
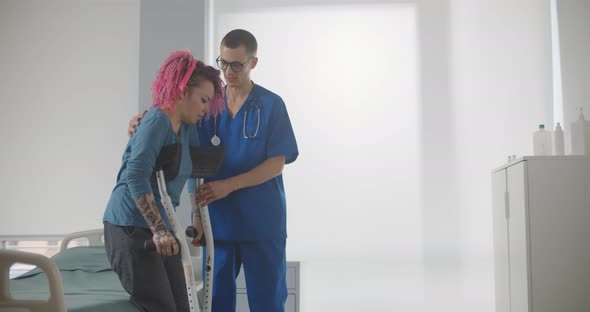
<box><xmin>203</xmin><ymin>240</ymin><xmax>287</xmax><ymax>312</ymax></box>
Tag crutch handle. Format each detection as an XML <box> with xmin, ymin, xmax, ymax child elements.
<box><xmin>185</xmin><ymin>226</ymin><xmax>206</xmax><ymax>246</ymax></box>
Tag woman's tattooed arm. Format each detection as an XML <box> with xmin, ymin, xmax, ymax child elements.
<box><xmin>134</xmin><ymin>193</ymin><xmax>178</xmax><ymax>255</ymax></box>
<box><xmin>134</xmin><ymin>193</ymin><xmax>167</xmax><ymax>234</ymax></box>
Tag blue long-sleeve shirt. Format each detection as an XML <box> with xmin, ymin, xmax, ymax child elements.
<box><xmin>103</xmin><ymin>107</ymin><xmax>198</xmax><ymax>230</ymax></box>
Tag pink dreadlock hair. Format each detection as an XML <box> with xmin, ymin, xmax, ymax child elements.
<box><xmin>151</xmin><ymin>50</ymin><xmax>224</xmax><ymax>119</ymax></box>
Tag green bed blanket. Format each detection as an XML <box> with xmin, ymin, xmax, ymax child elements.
<box><xmin>9</xmin><ymin>246</ymin><xmax>140</xmax><ymax>312</ymax></box>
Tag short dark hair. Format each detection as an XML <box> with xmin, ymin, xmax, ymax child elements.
<box><xmin>221</xmin><ymin>29</ymin><xmax>258</xmax><ymax>55</ymax></box>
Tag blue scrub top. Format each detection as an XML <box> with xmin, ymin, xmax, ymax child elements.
<box><xmin>195</xmin><ymin>83</ymin><xmax>299</xmax><ymax>241</ymax></box>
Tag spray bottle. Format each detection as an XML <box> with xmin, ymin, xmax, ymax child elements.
<box><xmin>570</xmin><ymin>108</ymin><xmax>590</xmax><ymax>155</ymax></box>
<box><xmin>554</xmin><ymin>122</ymin><xmax>565</xmax><ymax>155</ymax></box>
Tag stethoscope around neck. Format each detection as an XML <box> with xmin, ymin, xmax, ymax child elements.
<box><xmin>210</xmin><ymin>85</ymin><xmax>261</xmax><ymax>146</ymax></box>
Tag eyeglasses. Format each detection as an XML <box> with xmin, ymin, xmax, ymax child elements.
<box><xmin>216</xmin><ymin>56</ymin><xmax>253</xmax><ymax>72</ymax></box>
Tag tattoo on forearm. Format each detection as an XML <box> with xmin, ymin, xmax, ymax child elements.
<box><xmin>135</xmin><ymin>193</ymin><xmax>167</xmax><ymax>233</ymax></box>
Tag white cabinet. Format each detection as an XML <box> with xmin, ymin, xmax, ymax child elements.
<box><xmin>235</xmin><ymin>261</ymin><xmax>299</xmax><ymax>312</ymax></box>
<box><xmin>492</xmin><ymin>156</ymin><xmax>590</xmax><ymax>312</ymax></box>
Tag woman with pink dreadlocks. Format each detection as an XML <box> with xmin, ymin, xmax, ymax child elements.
<box><xmin>102</xmin><ymin>50</ymin><xmax>223</xmax><ymax>312</ymax></box>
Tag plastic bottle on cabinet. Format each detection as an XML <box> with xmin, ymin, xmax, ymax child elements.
<box><xmin>554</xmin><ymin>122</ymin><xmax>565</xmax><ymax>155</ymax></box>
<box><xmin>570</xmin><ymin>108</ymin><xmax>590</xmax><ymax>155</ymax></box>
<box><xmin>533</xmin><ymin>124</ymin><xmax>552</xmax><ymax>156</ymax></box>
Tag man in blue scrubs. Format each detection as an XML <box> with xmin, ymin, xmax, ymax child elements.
<box><xmin>194</xmin><ymin>29</ymin><xmax>299</xmax><ymax>312</ymax></box>
<box><xmin>129</xmin><ymin>30</ymin><xmax>298</xmax><ymax>311</ymax></box>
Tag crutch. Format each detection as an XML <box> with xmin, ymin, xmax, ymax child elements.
<box><xmin>146</xmin><ymin>144</ymin><xmax>225</xmax><ymax>311</ymax></box>
<box><xmin>153</xmin><ymin>168</ymin><xmax>201</xmax><ymax>311</ymax></box>
<box><xmin>185</xmin><ymin>145</ymin><xmax>226</xmax><ymax>312</ymax></box>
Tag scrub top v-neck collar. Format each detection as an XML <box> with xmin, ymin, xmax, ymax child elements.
<box><xmin>224</xmin><ymin>81</ymin><xmax>256</xmax><ymax>120</ymax></box>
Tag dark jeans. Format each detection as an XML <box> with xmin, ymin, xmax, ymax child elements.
<box><xmin>104</xmin><ymin>222</ymin><xmax>189</xmax><ymax>312</ymax></box>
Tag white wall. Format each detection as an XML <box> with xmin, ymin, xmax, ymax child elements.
<box><xmin>0</xmin><ymin>0</ymin><xmax>139</xmax><ymax>235</ymax></box>
<box><xmin>215</xmin><ymin>2</ymin><xmax>423</xmax><ymax>311</ymax></box>
<box><xmin>213</xmin><ymin>1</ymin><xmax>555</xmax><ymax>311</ymax></box>
<box><xmin>416</xmin><ymin>1</ymin><xmax>465</xmax><ymax>309</ymax></box>
<box><xmin>415</xmin><ymin>0</ymin><xmax>554</xmax><ymax>310</ymax></box>
<box><xmin>216</xmin><ymin>3</ymin><xmax>421</xmax><ymax>261</ymax></box>
<box><xmin>556</xmin><ymin>0</ymin><xmax>590</xmax><ymax>137</ymax></box>
<box><xmin>449</xmin><ymin>0</ymin><xmax>553</xmax><ymax>255</ymax></box>
<box><xmin>448</xmin><ymin>0</ymin><xmax>553</xmax><ymax>309</ymax></box>
<box><xmin>138</xmin><ymin>0</ymin><xmax>206</xmax><ymax>112</ymax></box>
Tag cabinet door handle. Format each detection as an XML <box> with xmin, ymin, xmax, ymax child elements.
<box><xmin>504</xmin><ymin>191</ymin><xmax>510</xmax><ymax>219</ymax></box>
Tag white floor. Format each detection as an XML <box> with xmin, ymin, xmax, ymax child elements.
<box><xmin>299</xmin><ymin>257</ymin><xmax>496</xmax><ymax>312</ymax></box>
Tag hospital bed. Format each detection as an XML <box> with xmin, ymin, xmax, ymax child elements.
<box><xmin>0</xmin><ymin>229</ymin><xmax>203</xmax><ymax>312</ymax></box>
